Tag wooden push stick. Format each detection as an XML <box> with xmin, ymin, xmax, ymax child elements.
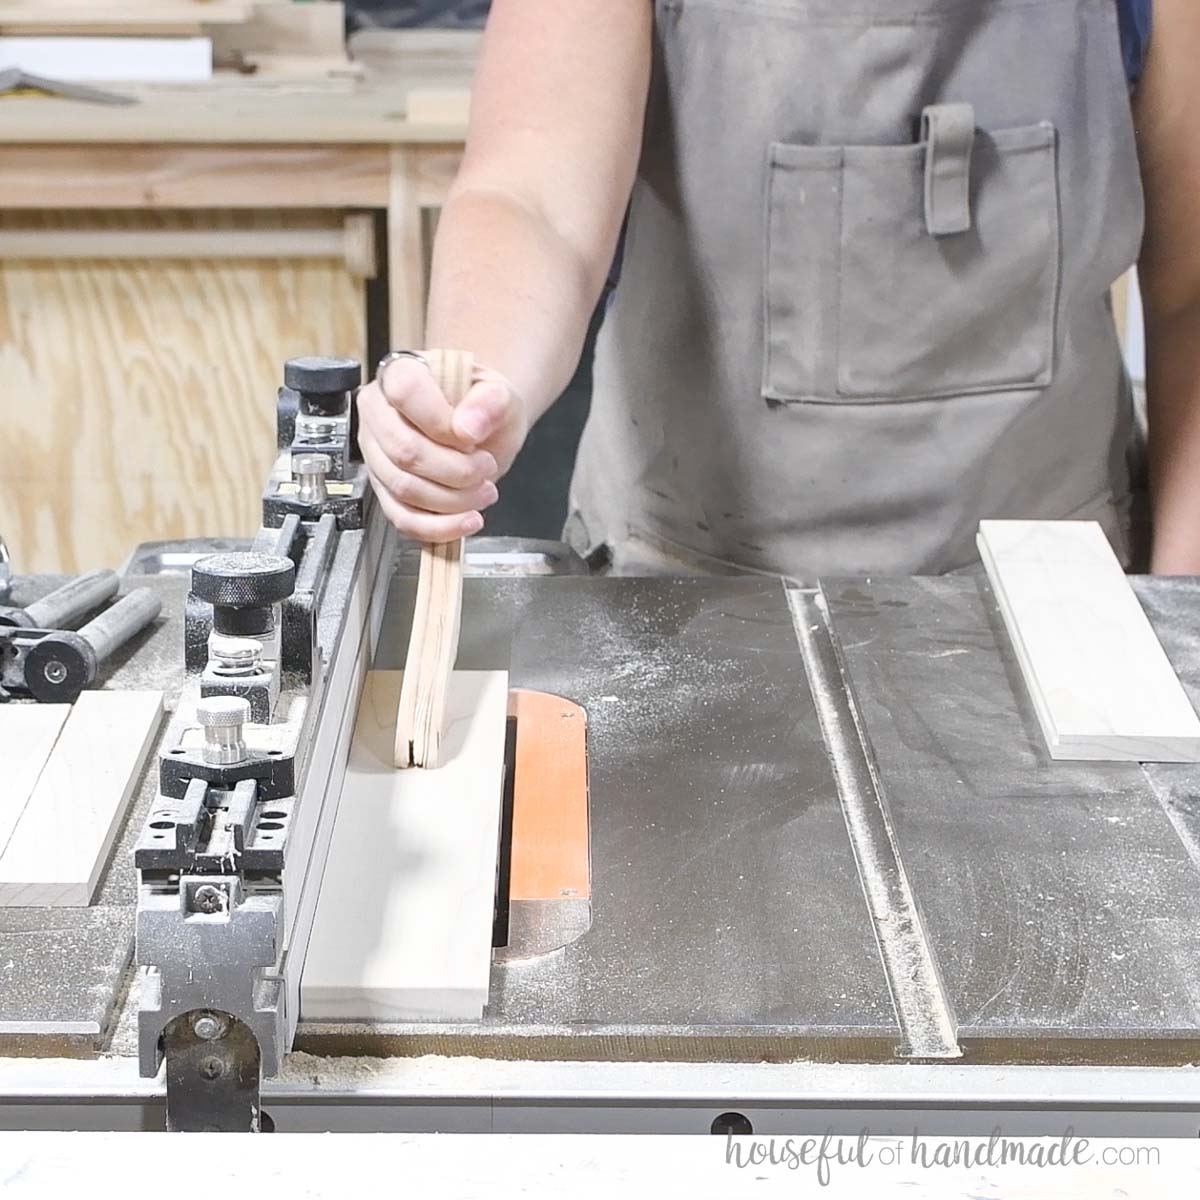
<box><xmin>394</xmin><ymin>348</ymin><xmax>475</xmax><ymax>768</ymax></box>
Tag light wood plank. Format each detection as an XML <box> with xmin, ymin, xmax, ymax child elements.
<box><xmin>349</xmin><ymin>28</ymin><xmax>481</xmax><ymax>84</ymax></box>
<box><xmin>0</xmin><ymin>4</ymin><xmax>251</xmax><ymax>33</ymax></box>
<box><xmin>0</xmin><ymin>83</ymin><xmax>469</xmax><ymax>145</ymax></box>
<box><xmin>387</xmin><ymin>145</ymin><xmax>426</xmax><ymax>348</ymax></box>
<box><xmin>210</xmin><ymin>1</ymin><xmax>347</xmax><ymax>69</ymax></box>
<box><xmin>0</xmin><ymin>690</ymin><xmax>163</xmax><ymax>906</ymax></box>
<box><xmin>977</xmin><ymin>519</ymin><xmax>1200</xmax><ymax>762</ymax></box>
<box><xmin>0</xmin><ymin>145</ymin><xmax>390</xmax><ymax>209</ymax></box>
<box><xmin>0</xmin><ymin>704</ymin><xmax>70</xmax><ymax>859</ymax></box>
<box><xmin>302</xmin><ymin>669</ymin><xmax>507</xmax><ymax>1022</ymax></box>
<box><xmin>395</xmin><ymin>350</ymin><xmax>473</xmax><ymax>769</ymax></box>
<box><xmin>0</xmin><ymin>217</ymin><xmax>375</xmax><ymax>275</ymax></box>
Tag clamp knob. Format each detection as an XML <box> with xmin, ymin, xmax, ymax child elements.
<box><xmin>197</xmin><ymin>695</ymin><xmax>250</xmax><ymax>766</ymax></box>
<box><xmin>191</xmin><ymin>554</ymin><xmax>295</xmax><ymax>609</ymax></box>
<box><xmin>191</xmin><ymin>553</ymin><xmax>295</xmax><ymax>639</ymax></box>
<box><xmin>283</xmin><ymin>356</ymin><xmax>361</xmax><ymax>404</ymax></box>
<box><xmin>292</xmin><ymin>453</ymin><xmax>331</xmax><ymax>506</ymax></box>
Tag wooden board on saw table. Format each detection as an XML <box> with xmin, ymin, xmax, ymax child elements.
<box><xmin>978</xmin><ymin>519</ymin><xmax>1200</xmax><ymax>762</ymax></box>
<box><xmin>301</xmin><ymin>669</ymin><xmax>508</xmax><ymax>1023</ymax></box>
<box><xmin>0</xmin><ymin>704</ymin><xmax>71</xmax><ymax>859</ymax></box>
<box><xmin>0</xmin><ymin>690</ymin><xmax>163</xmax><ymax>906</ymax></box>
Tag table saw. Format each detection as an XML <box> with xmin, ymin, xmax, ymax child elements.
<box><xmin>3</xmin><ymin>355</ymin><xmax>1200</xmax><ymax>1136</ymax></box>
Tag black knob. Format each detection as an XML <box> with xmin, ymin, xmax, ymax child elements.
<box><xmin>191</xmin><ymin>553</ymin><xmax>295</xmax><ymax>609</ymax></box>
<box><xmin>283</xmin><ymin>356</ymin><xmax>361</xmax><ymax>397</ymax></box>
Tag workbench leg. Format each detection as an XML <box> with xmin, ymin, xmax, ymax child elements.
<box><xmin>388</xmin><ymin>146</ymin><xmax>428</xmax><ymax>348</ymax></box>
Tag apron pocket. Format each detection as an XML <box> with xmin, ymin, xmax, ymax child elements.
<box><xmin>763</xmin><ymin>121</ymin><xmax>1060</xmax><ymax>403</ymax></box>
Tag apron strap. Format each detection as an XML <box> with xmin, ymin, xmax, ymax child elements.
<box><xmin>921</xmin><ymin>102</ymin><xmax>976</xmax><ymax>236</ymax></box>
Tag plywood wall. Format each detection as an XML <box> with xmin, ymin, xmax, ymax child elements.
<box><xmin>0</xmin><ymin>210</ymin><xmax>366</xmax><ymax>573</ymax></box>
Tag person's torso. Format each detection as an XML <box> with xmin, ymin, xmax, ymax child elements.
<box><xmin>571</xmin><ymin>0</ymin><xmax>1145</xmax><ymax>577</ymax></box>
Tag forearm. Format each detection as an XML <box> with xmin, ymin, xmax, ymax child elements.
<box><xmin>1133</xmin><ymin>0</ymin><xmax>1200</xmax><ymax>573</ymax></box>
<box><xmin>425</xmin><ymin>183</ymin><xmax>607</xmax><ymax>424</ymax></box>
<box><xmin>1147</xmin><ymin>299</ymin><xmax>1200</xmax><ymax>572</ymax></box>
<box><xmin>359</xmin><ymin>0</ymin><xmax>649</xmax><ymax>541</ymax></box>
<box><xmin>422</xmin><ymin>0</ymin><xmax>649</xmax><ymax>429</ymax></box>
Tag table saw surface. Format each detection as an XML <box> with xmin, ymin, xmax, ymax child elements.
<box><xmin>4</xmin><ymin>562</ymin><xmax>1200</xmax><ymax>1073</ymax></box>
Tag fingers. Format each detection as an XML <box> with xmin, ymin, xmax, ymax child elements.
<box><xmin>358</xmin><ymin>383</ymin><xmax>498</xmax><ymax>489</ymax></box>
<box><xmin>356</xmin><ymin>363</ymin><xmax>523</xmax><ymax>544</ymax></box>
<box><xmin>378</xmin><ymin>357</ymin><xmax>474</xmax><ymax>450</ymax></box>
<box><xmin>452</xmin><ymin>377</ymin><xmax>519</xmax><ymax>446</ymax></box>
<box><xmin>360</xmin><ymin>425</ymin><xmax>499</xmax><ymax>515</ymax></box>
<box><xmin>368</xmin><ymin>474</ymin><xmax>485</xmax><ymax>542</ymax></box>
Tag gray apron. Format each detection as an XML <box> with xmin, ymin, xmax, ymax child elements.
<box><xmin>567</xmin><ymin>0</ymin><xmax>1143</xmax><ymax>577</ymax></box>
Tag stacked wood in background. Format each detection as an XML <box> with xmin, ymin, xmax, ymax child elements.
<box><xmin>0</xmin><ymin>1</ymin><xmax>354</xmax><ymax>76</ymax></box>
<box><xmin>0</xmin><ymin>5</ymin><xmax>483</xmax><ymax>574</ymax></box>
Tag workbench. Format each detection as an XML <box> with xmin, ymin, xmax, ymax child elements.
<box><xmin>0</xmin><ymin>77</ymin><xmax>468</xmax><ymax>334</ymax></box>
<box><xmin>0</xmin><ymin>78</ymin><xmax>469</xmax><ymax>573</ymax></box>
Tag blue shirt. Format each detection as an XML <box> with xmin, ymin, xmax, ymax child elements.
<box><xmin>1118</xmin><ymin>0</ymin><xmax>1151</xmax><ymax>86</ymax></box>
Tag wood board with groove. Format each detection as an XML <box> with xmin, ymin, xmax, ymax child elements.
<box><xmin>0</xmin><ymin>704</ymin><xmax>70</xmax><ymax>860</ymax></box>
<box><xmin>977</xmin><ymin>519</ymin><xmax>1200</xmax><ymax>762</ymax></box>
<box><xmin>0</xmin><ymin>689</ymin><xmax>163</xmax><ymax>906</ymax></box>
<box><xmin>301</xmin><ymin>669</ymin><xmax>508</xmax><ymax>1023</ymax></box>
<box><xmin>394</xmin><ymin>348</ymin><xmax>473</xmax><ymax>769</ymax></box>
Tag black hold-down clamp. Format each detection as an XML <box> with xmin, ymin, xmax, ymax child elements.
<box><xmin>0</xmin><ymin>568</ymin><xmax>162</xmax><ymax>702</ymax></box>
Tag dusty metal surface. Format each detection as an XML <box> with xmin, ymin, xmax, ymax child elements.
<box><xmin>12</xmin><ymin>566</ymin><xmax>1200</xmax><ymax>1072</ymax></box>
<box><xmin>1132</xmin><ymin>578</ymin><xmax>1200</xmax><ymax>963</ymax></box>
<box><xmin>297</xmin><ymin>575</ymin><xmax>900</xmax><ymax>1060</ymax></box>
<box><xmin>823</xmin><ymin>575</ymin><xmax>1200</xmax><ymax>1058</ymax></box>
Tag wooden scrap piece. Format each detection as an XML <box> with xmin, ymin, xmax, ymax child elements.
<box><xmin>0</xmin><ymin>703</ymin><xmax>70</xmax><ymax>859</ymax></box>
<box><xmin>302</xmin><ymin>668</ymin><xmax>508</xmax><ymax>1022</ymax></box>
<box><xmin>394</xmin><ymin>348</ymin><xmax>475</xmax><ymax>769</ymax></box>
<box><xmin>978</xmin><ymin>519</ymin><xmax>1200</xmax><ymax>762</ymax></box>
<box><xmin>0</xmin><ymin>689</ymin><xmax>163</xmax><ymax>906</ymax></box>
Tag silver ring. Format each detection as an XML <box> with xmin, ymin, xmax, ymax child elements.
<box><xmin>376</xmin><ymin>350</ymin><xmax>430</xmax><ymax>388</ymax></box>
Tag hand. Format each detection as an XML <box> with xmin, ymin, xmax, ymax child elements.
<box><xmin>356</xmin><ymin>355</ymin><xmax>529</xmax><ymax>542</ymax></box>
